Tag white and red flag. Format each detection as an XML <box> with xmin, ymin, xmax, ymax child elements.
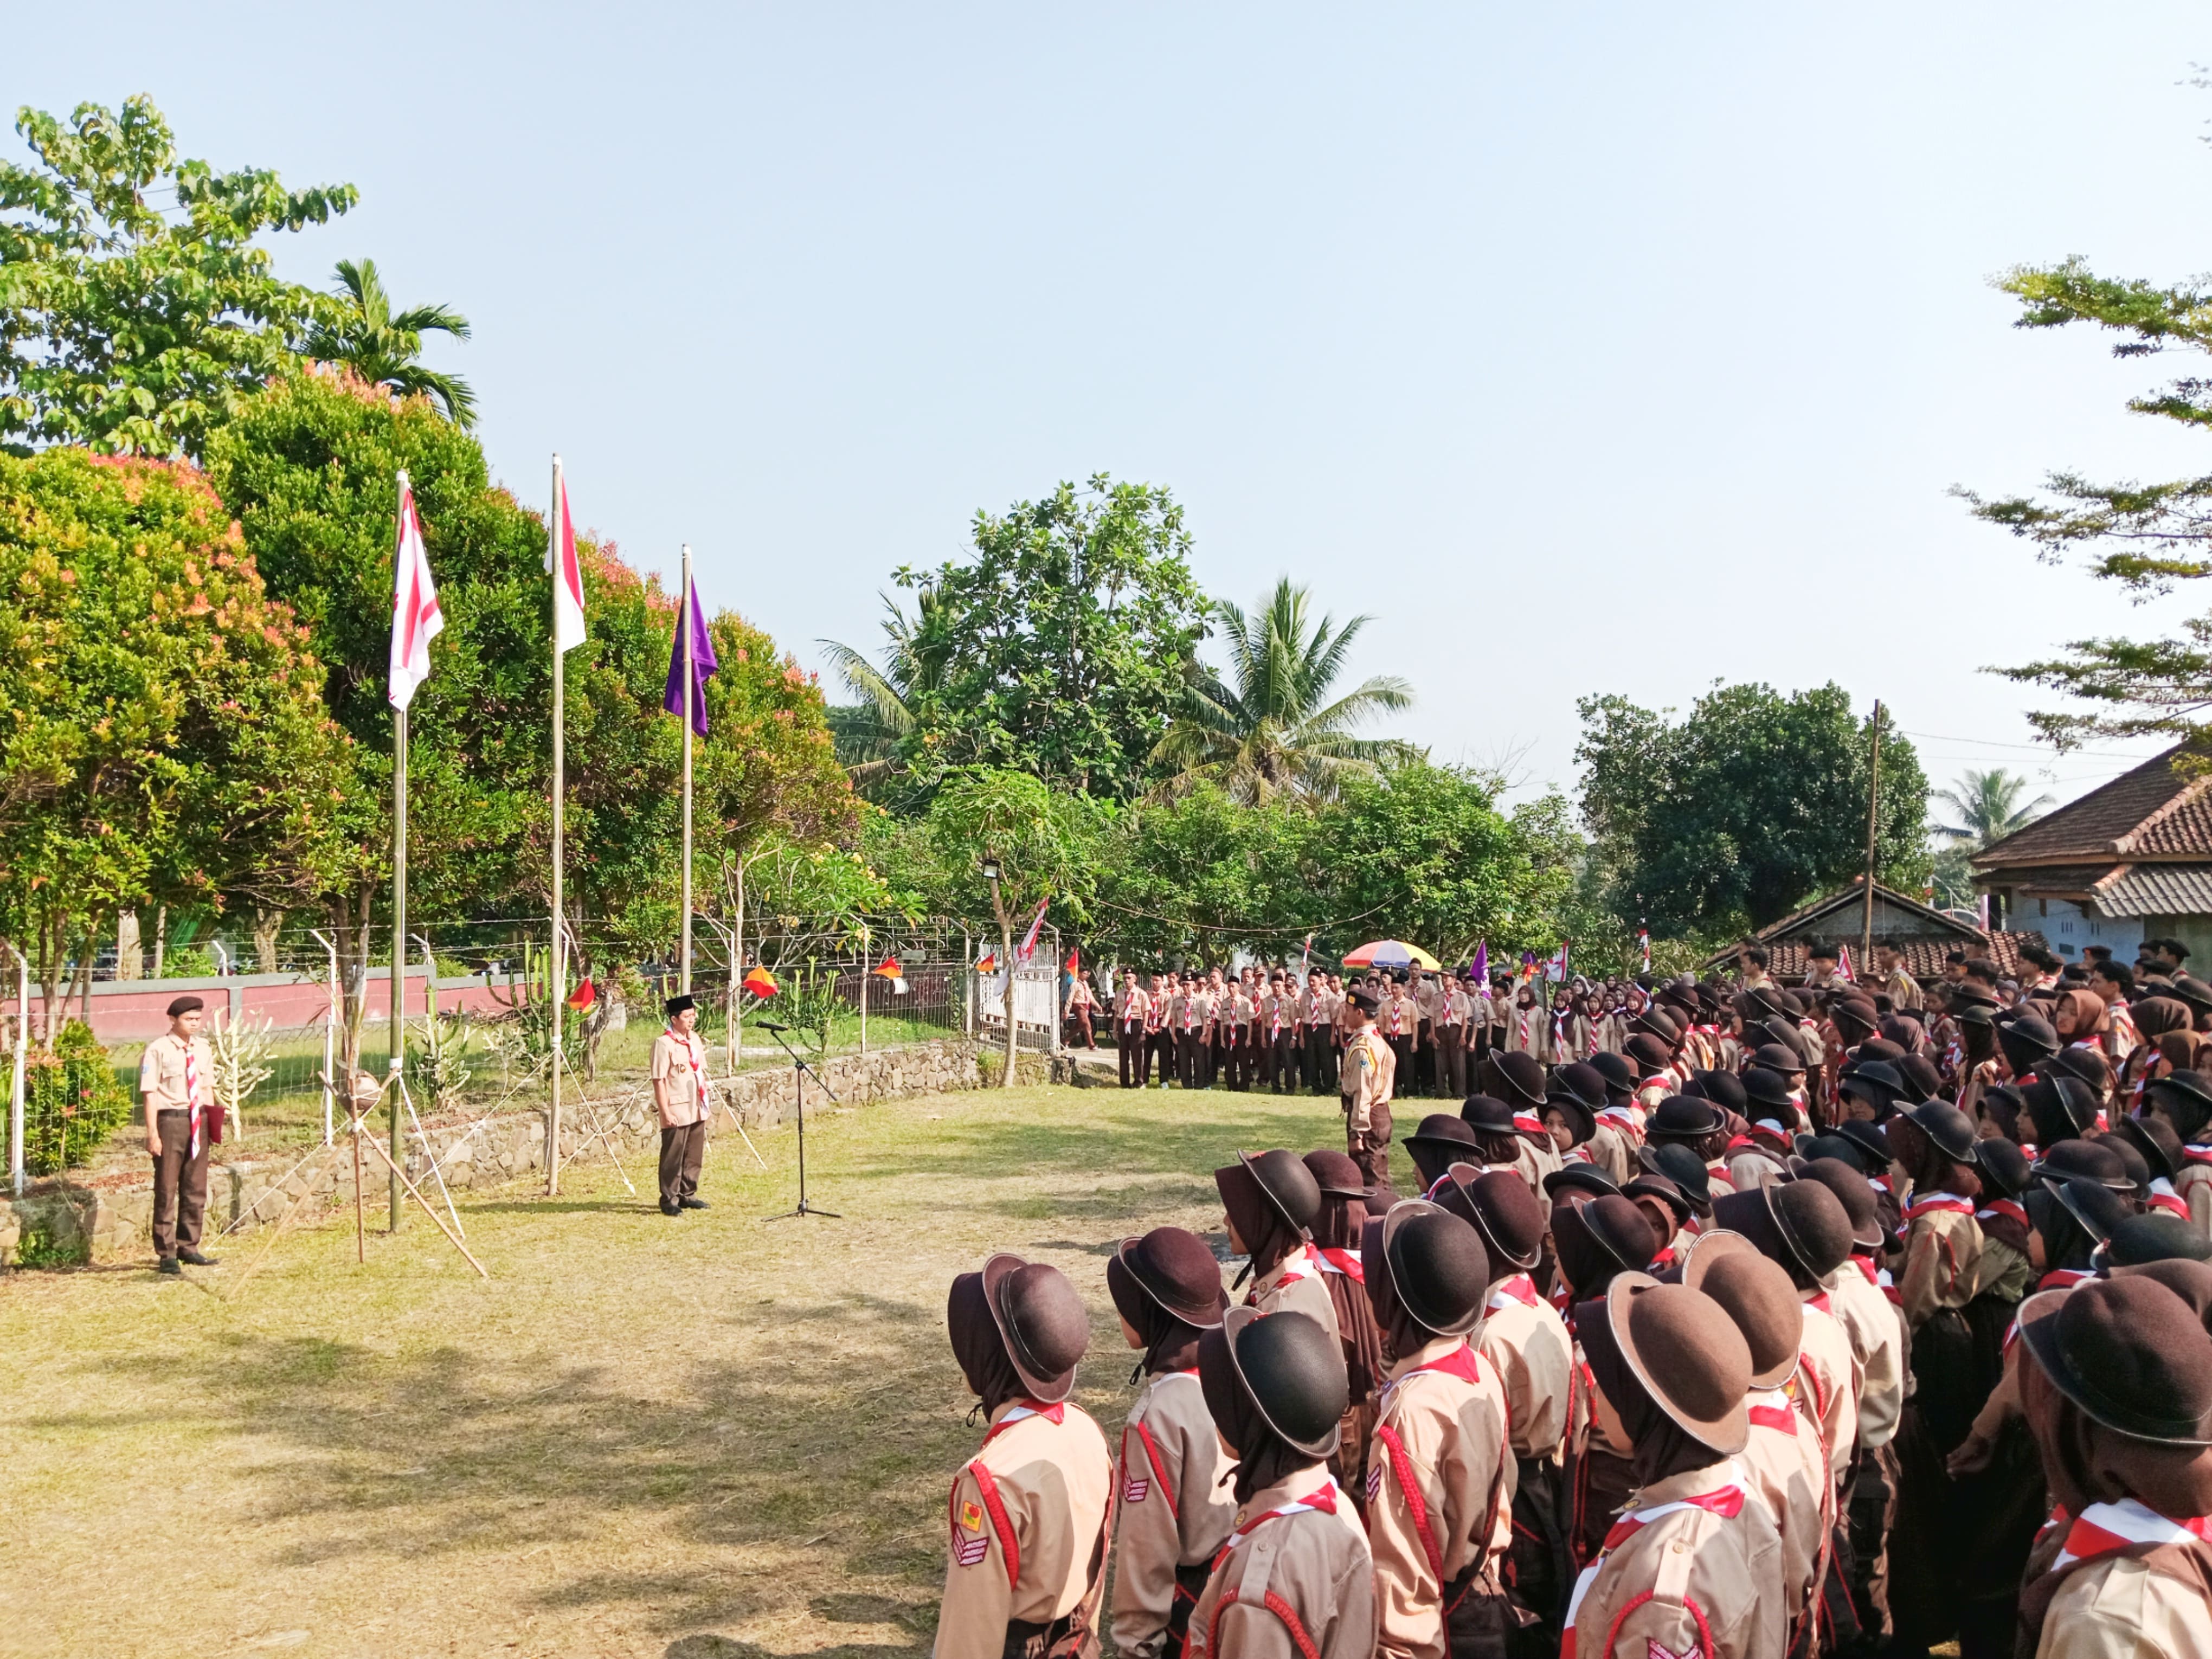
<box><xmin>1016</xmin><ymin>897</ymin><xmax>1050</xmax><ymax>962</ymax></box>
<box><xmin>388</xmin><ymin>471</ymin><xmax>443</xmax><ymax>708</ymax></box>
<box><xmin>551</xmin><ymin>469</ymin><xmax>587</xmax><ymax>655</ymax></box>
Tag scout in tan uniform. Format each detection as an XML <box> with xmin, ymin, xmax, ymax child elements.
<box><xmin>1562</xmin><ymin>1275</ymin><xmax>1786</xmax><ymax>1659</ymax></box>
<box><xmin>1342</xmin><ymin>989</ymin><xmax>1397</xmax><ymax>1189</ymax></box>
<box><xmin>1551</xmin><ymin>1194</ymin><xmax>1657</xmax><ymax>1564</ymax></box>
<box><xmin>1362</xmin><ymin>1199</ymin><xmax>1522</xmax><ymax>1659</ymax></box>
<box><xmin>1480</xmin><ymin>1052</ymin><xmax>1565</xmax><ymax>1202</ymax></box>
<box><xmin>1305</xmin><ymin>1152</ymin><xmax>1390</xmax><ymax>1513</ymax></box>
<box><xmin>1119</xmin><ymin>972</ymin><xmax>1154</xmax><ymax>1090</ymax></box>
<box><xmin>1437</xmin><ymin>1165</ymin><xmax>1576</xmax><ymax>1654</ymax></box>
<box><xmin>1216</xmin><ymin>1150</ymin><xmax>1339</xmax><ymax>1342</ymax></box>
<box><xmin>2014</xmin><ymin>1275</ymin><xmax>2212</xmax><ymax>1659</ymax></box>
<box><xmin>649</xmin><ymin>993</ymin><xmax>712</xmax><ymax>1216</ymax></box>
<box><xmin>1886</xmin><ymin>1102</ymin><xmax>1989</xmax><ymax>1453</ymax></box>
<box><xmin>1682</xmin><ymin>1234</ymin><xmax>1824</xmax><ymax>1650</ymax></box>
<box><xmin>1188</xmin><ymin>1308</ymin><xmax>1373</xmax><ymax>1659</ymax></box>
<box><xmin>938</xmin><ymin>1254</ymin><xmax>1114</xmax><ymax>1659</ymax></box>
<box><xmin>1436</xmin><ymin>975</ymin><xmax>1471</xmax><ymax>1102</ymax></box>
<box><xmin>2138</xmin><ymin>1070</ymin><xmax>2212</xmax><ymax>1240</ymax></box>
<box><xmin>139</xmin><ymin>993</ymin><xmax>221</xmax><ymax>1272</ymax></box>
<box><xmin>1108</xmin><ymin>1228</ymin><xmax>1237</xmax><ymax>1659</ymax></box>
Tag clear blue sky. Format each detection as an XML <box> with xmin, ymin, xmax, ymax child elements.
<box><xmin>15</xmin><ymin>5</ymin><xmax>2212</xmax><ymax>811</ymax></box>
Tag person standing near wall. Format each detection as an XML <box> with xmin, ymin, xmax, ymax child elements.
<box><xmin>650</xmin><ymin>994</ymin><xmax>711</xmax><ymax>1217</ymax></box>
<box><xmin>140</xmin><ymin>994</ymin><xmax>220</xmax><ymax>1275</ymax></box>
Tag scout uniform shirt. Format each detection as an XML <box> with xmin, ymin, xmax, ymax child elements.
<box><xmin>1822</xmin><ymin>1258</ymin><xmax>1905</xmax><ymax>1452</ymax></box>
<box><xmin>139</xmin><ymin>1029</ymin><xmax>216</xmax><ymax>1146</ymax></box>
<box><xmin>1898</xmin><ymin>1190</ymin><xmax>1984</xmax><ymax>1333</ymax></box>
<box><xmin>1796</xmin><ymin>1290</ymin><xmax>1862</xmax><ymax>1481</ymax></box>
<box><xmin>1367</xmin><ymin>1334</ymin><xmax>1516</xmax><ymax>1659</ymax></box>
<box><xmin>649</xmin><ymin>1024</ymin><xmax>710</xmax><ymax>1127</ymax></box>
<box><xmin>1344</xmin><ymin>1027</ymin><xmax>1395</xmax><ymax>1130</ymax></box>
<box><xmin>1475</xmin><ymin>1272</ymin><xmax>1574</xmax><ymax>1461</ymax></box>
<box><xmin>1560</xmin><ymin>1458</ymin><xmax>1786</xmax><ymax>1659</ymax></box>
<box><xmin>1113</xmin><ymin>1370</ymin><xmax>1239</xmax><ymax>1659</ymax></box>
<box><xmin>938</xmin><ymin>1399</ymin><xmax>1115</xmax><ymax>1659</ymax></box>
<box><xmin>1733</xmin><ymin>1382</ymin><xmax>1825</xmax><ymax>1640</ymax></box>
<box><xmin>1247</xmin><ymin>1242</ymin><xmax>1341</xmax><ymax>1345</ymax></box>
<box><xmin>1185</xmin><ymin>1469</ymin><xmax>1375</xmax><ymax>1659</ymax></box>
<box><xmin>2021</xmin><ymin>1498</ymin><xmax>2212</xmax><ymax>1659</ymax></box>
<box><xmin>2172</xmin><ymin>1147</ymin><xmax>2212</xmax><ymax>1241</ymax></box>
<box><xmin>1120</xmin><ymin>983</ymin><xmax>1153</xmax><ymax>1036</ymax></box>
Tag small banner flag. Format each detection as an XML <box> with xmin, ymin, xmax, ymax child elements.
<box><xmin>1637</xmin><ymin>927</ymin><xmax>1651</xmax><ymax>973</ymax></box>
<box><xmin>742</xmin><ymin>964</ymin><xmax>779</xmax><ymax>999</ymax></box>
<box><xmin>565</xmin><ymin>978</ymin><xmax>597</xmax><ymax>1012</ymax></box>
<box><xmin>1519</xmin><ymin>950</ymin><xmax>1538</xmax><ymax>983</ymax></box>
<box><xmin>388</xmin><ymin>472</ymin><xmax>443</xmax><ymax>709</ymax></box>
<box><xmin>662</xmin><ymin>573</ymin><xmax>720</xmax><ymax>736</ymax></box>
<box><xmin>872</xmin><ymin>957</ymin><xmax>909</xmax><ymax>996</ymax></box>
<box><xmin>1299</xmin><ymin>934</ymin><xmax>1314</xmax><ymax>973</ymax></box>
<box><xmin>1064</xmin><ymin>947</ymin><xmax>1080</xmax><ymax>974</ymax></box>
<box><xmin>1469</xmin><ymin>940</ymin><xmax>1488</xmax><ymax>983</ymax></box>
<box><xmin>1016</xmin><ymin>897</ymin><xmax>1049</xmax><ymax>962</ymax></box>
<box><xmin>976</xmin><ymin>948</ymin><xmax>1000</xmax><ymax>975</ymax></box>
<box><xmin>551</xmin><ymin>471</ymin><xmax>587</xmax><ymax>655</ymax></box>
<box><xmin>1835</xmin><ymin>946</ymin><xmax>1855</xmax><ymax>984</ymax></box>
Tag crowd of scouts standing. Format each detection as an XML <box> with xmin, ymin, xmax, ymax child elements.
<box><xmin>938</xmin><ymin>941</ymin><xmax>2212</xmax><ymax>1659</ymax></box>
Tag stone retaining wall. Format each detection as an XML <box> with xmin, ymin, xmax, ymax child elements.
<box><xmin>0</xmin><ymin>1038</ymin><xmax>981</xmax><ymax>1266</ymax></box>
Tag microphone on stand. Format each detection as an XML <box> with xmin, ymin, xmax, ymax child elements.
<box><xmin>755</xmin><ymin>1020</ymin><xmax>791</xmax><ymax>1033</ymax></box>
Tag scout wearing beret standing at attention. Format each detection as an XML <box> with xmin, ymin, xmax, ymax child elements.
<box><xmin>1341</xmin><ymin>989</ymin><xmax>1397</xmax><ymax>1190</ymax></box>
<box><xmin>649</xmin><ymin>994</ymin><xmax>711</xmax><ymax>1217</ymax></box>
<box><xmin>939</xmin><ymin>1254</ymin><xmax>1114</xmax><ymax>1659</ymax></box>
<box><xmin>140</xmin><ymin>994</ymin><xmax>221</xmax><ymax>1274</ymax></box>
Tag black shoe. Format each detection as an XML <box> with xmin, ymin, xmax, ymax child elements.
<box><xmin>177</xmin><ymin>1247</ymin><xmax>219</xmax><ymax>1266</ymax></box>
<box><xmin>678</xmin><ymin>1197</ymin><xmax>709</xmax><ymax>1210</ymax></box>
<box><xmin>157</xmin><ymin>1258</ymin><xmax>181</xmax><ymax>1275</ymax></box>
<box><xmin>659</xmin><ymin>1200</ymin><xmax>683</xmax><ymax>1217</ymax></box>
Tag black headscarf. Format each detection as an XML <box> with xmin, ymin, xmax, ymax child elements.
<box><xmin>1315</xmin><ymin>1188</ymin><xmax>1386</xmax><ymax>1403</ymax></box>
<box><xmin>2025</xmin><ymin>1187</ymin><xmax>2099</xmax><ymax>1275</ymax></box>
<box><xmin>1198</xmin><ymin>1324</ymin><xmax>1320</xmax><ymax>1506</ymax></box>
<box><xmin>1552</xmin><ymin>1200</ymin><xmax>1648</xmax><ymax>1301</ymax></box>
<box><xmin>1218</xmin><ymin>1162</ymin><xmax>1302</xmax><ymax>1285</ymax></box>
<box><xmin>1360</xmin><ymin>1214</ymin><xmax>1431</xmax><ymax>1368</ymax></box>
<box><xmin>1576</xmin><ymin>1297</ymin><xmax>1725</xmax><ymax>1488</ymax></box>
<box><xmin>948</xmin><ymin>1271</ymin><xmax>1024</xmax><ymax>1420</ymax></box>
<box><xmin>1107</xmin><ymin>1254</ymin><xmax>1206</xmax><ymax>1381</ymax></box>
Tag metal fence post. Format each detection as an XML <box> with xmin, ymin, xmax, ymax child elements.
<box><xmin>1049</xmin><ymin>925</ymin><xmax>1062</xmax><ymax>1057</ymax></box>
<box><xmin>859</xmin><ymin>921</ymin><xmax>870</xmax><ymax>1056</ymax></box>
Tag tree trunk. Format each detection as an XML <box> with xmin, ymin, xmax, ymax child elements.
<box><xmin>116</xmin><ymin>910</ymin><xmax>143</xmax><ymax>981</ymax></box>
<box><xmin>152</xmin><ymin>904</ymin><xmax>167</xmax><ymax>980</ymax></box>
<box><xmin>253</xmin><ymin>907</ymin><xmax>284</xmax><ymax>974</ymax></box>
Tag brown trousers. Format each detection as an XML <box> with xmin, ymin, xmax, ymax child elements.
<box><xmin>1346</xmin><ymin>1099</ymin><xmax>1393</xmax><ymax>1187</ymax></box>
<box><xmin>1437</xmin><ymin>1024</ymin><xmax>1468</xmax><ymax>1100</ymax></box>
<box><xmin>150</xmin><ymin>1108</ymin><xmax>210</xmax><ymax>1260</ymax></box>
<box><xmin>658</xmin><ymin>1120</ymin><xmax>706</xmax><ymax>1204</ymax></box>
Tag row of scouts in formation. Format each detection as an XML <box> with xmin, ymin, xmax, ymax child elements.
<box><xmin>937</xmin><ymin>964</ymin><xmax>2212</xmax><ymax>1659</ymax></box>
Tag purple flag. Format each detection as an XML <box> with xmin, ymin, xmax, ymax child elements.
<box><xmin>1469</xmin><ymin>940</ymin><xmax>1487</xmax><ymax>983</ymax></box>
<box><xmin>663</xmin><ymin>576</ymin><xmax>719</xmax><ymax>736</ymax></box>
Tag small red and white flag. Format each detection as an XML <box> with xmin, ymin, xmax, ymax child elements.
<box><xmin>1017</xmin><ymin>897</ymin><xmax>1050</xmax><ymax>963</ymax></box>
<box><xmin>388</xmin><ymin>471</ymin><xmax>443</xmax><ymax>709</ymax></box>
<box><xmin>872</xmin><ymin>956</ymin><xmax>909</xmax><ymax>996</ymax></box>
<box><xmin>551</xmin><ymin>463</ymin><xmax>587</xmax><ymax>655</ymax></box>
<box><xmin>1836</xmin><ymin>946</ymin><xmax>1856</xmax><ymax>983</ymax></box>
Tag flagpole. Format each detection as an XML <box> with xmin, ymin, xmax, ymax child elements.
<box><xmin>680</xmin><ymin>544</ymin><xmax>695</xmax><ymax>994</ymax></box>
<box><xmin>549</xmin><ymin>454</ymin><xmax>565</xmax><ymax>1197</ymax></box>
<box><xmin>389</xmin><ymin>471</ymin><xmax>410</xmax><ymax>1236</ymax></box>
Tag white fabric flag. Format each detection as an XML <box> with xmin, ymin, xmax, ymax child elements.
<box><xmin>551</xmin><ymin>471</ymin><xmax>587</xmax><ymax>654</ymax></box>
<box><xmin>388</xmin><ymin>472</ymin><xmax>444</xmax><ymax>709</ymax></box>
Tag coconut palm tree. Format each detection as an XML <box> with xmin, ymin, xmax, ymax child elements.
<box><xmin>305</xmin><ymin>258</ymin><xmax>476</xmax><ymax>427</ymax></box>
<box><xmin>1933</xmin><ymin>768</ymin><xmax>2055</xmax><ymax>847</ymax></box>
<box><xmin>1150</xmin><ymin>577</ymin><xmax>1420</xmax><ymax>805</ymax></box>
<box><xmin>816</xmin><ymin>585</ymin><xmax>951</xmax><ymax>789</ymax></box>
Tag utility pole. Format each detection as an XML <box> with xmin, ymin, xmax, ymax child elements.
<box><xmin>1861</xmin><ymin>699</ymin><xmax>1883</xmax><ymax>973</ymax></box>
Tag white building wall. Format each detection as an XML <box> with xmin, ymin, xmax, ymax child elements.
<box><xmin>2022</xmin><ymin>896</ymin><xmax>2143</xmax><ymax>962</ymax></box>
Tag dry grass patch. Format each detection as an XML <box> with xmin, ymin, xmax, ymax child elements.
<box><xmin>2</xmin><ymin>1082</ymin><xmax>1387</xmax><ymax>1658</ymax></box>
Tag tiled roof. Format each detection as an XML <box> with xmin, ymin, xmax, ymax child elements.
<box><xmin>1975</xmin><ymin>746</ymin><xmax>2212</xmax><ymax>865</ymax></box>
<box><xmin>1745</xmin><ymin>877</ymin><xmax>1986</xmax><ymax>946</ymax></box>
<box><xmin>1701</xmin><ymin>930</ymin><xmax>2049</xmax><ymax>985</ymax></box>
<box><xmin>2088</xmin><ymin>863</ymin><xmax>2212</xmax><ymax>919</ymax></box>
<box><xmin>2003</xmin><ymin>863</ymin><xmax>2123</xmax><ymax>896</ymax></box>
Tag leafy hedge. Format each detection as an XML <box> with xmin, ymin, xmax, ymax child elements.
<box><xmin>24</xmin><ymin>1021</ymin><xmax>135</xmax><ymax>1175</ymax></box>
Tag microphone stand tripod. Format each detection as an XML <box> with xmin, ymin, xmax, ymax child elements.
<box><xmin>759</xmin><ymin>1022</ymin><xmax>841</xmax><ymax>1220</ymax></box>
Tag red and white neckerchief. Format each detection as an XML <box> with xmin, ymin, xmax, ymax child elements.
<box><xmin>1316</xmin><ymin>1246</ymin><xmax>1365</xmax><ymax>1282</ymax></box>
<box><xmin>983</xmin><ymin>1400</ymin><xmax>1066</xmax><ymax>1446</ymax></box>
<box><xmin>2037</xmin><ymin>1268</ymin><xmax>2092</xmax><ymax>1293</ymax></box>
<box><xmin>1381</xmin><ymin>1340</ymin><xmax>1487</xmax><ymax>1412</ymax></box>
<box><xmin>1648</xmin><ymin>1246</ymin><xmax>1677</xmax><ymax>1274</ymax></box>
<box><xmin>1977</xmin><ymin>1198</ymin><xmax>2029</xmax><ymax>1230</ymax></box>
<box><xmin>667</xmin><ymin>1025</ymin><xmax>707</xmax><ymax>1109</ymax></box>
<box><xmin>1560</xmin><ymin>1465</ymin><xmax>1748</xmax><ymax>1659</ymax></box>
<box><xmin>1746</xmin><ymin>1385</ymin><xmax>1798</xmax><ymax>1436</ymax></box>
<box><xmin>1209</xmin><ymin>1477</ymin><xmax>1344</xmax><ymax>1572</ymax></box>
<box><xmin>1805</xmin><ymin>1290</ymin><xmax>1833</xmax><ymax>1317</ymax></box>
<box><xmin>2183</xmin><ymin>1143</ymin><xmax>2212</xmax><ymax>1168</ymax></box>
<box><xmin>1596</xmin><ymin>1105</ymin><xmax>1642</xmax><ymax>1143</ymax></box>
<box><xmin>2050</xmin><ymin>1497</ymin><xmax>2212</xmax><ymax>1570</ymax></box>
<box><xmin>1513</xmin><ymin>1111</ymin><xmax>1546</xmax><ymax>1136</ymax></box>
<box><xmin>1905</xmin><ymin>1191</ymin><xmax>1975</xmax><ymax>1223</ymax></box>
<box><xmin>1518</xmin><ymin>1007</ymin><xmax>1538</xmax><ymax>1050</ymax></box>
<box><xmin>1851</xmin><ymin>1254</ymin><xmax>1901</xmax><ymax>1307</ymax></box>
<box><xmin>183</xmin><ymin>1040</ymin><xmax>205</xmax><ymax>1158</ymax></box>
<box><xmin>2147</xmin><ymin>1178</ymin><xmax>2191</xmax><ymax>1220</ymax></box>
<box><xmin>1488</xmin><ymin>1274</ymin><xmax>1540</xmax><ymax>1313</ymax></box>
<box><xmin>1248</xmin><ymin>1244</ymin><xmax>1322</xmax><ymax>1307</ymax></box>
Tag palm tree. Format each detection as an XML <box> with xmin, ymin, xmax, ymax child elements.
<box><xmin>1150</xmin><ymin>577</ymin><xmax>1421</xmax><ymax>805</ymax></box>
<box><xmin>816</xmin><ymin>586</ymin><xmax>950</xmax><ymax>789</ymax></box>
<box><xmin>306</xmin><ymin>258</ymin><xmax>476</xmax><ymax>427</ymax></box>
<box><xmin>1933</xmin><ymin>768</ymin><xmax>2055</xmax><ymax>848</ymax></box>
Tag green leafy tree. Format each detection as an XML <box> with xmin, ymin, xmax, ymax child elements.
<box><xmin>892</xmin><ymin>476</ymin><xmax>1210</xmax><ymax>802</ymax></box>
<box><xmin>0</xmin><ymin>95</ymin><xmax>355</xmax><ymax>458</ymax></box>
<box><xmin>1933</xmin><ymin>768</ymin><xmax>2053</xmax><ymax>845</ymax></box>
<box><xmin>305</xmin><ymin>258</ymin><xmax>474</xmax><ymax>428</ymax></box>
<box><xmin>1152</xmin><ymin>577</ymin><xmax>1419</xmax><ymax>804</ymax></box>
<box><xmin>818</xmin><ymin>583</ymin><xmax>953</xmax><ymax>792</ymax></box>
<box><xmin>917</xmin><ymin>768</ymin><xmax>1101</xmax><ymax>1082</ymax></box>
<box><xmin>1957</xmin><ymin>249</ymin><xmax>2212</xmax><ymax>753</ymax></box>
<box><xmin>1092</xmin><ymin>785</ymin><xmax>1319</xmax><ymax>964</ymax></box>
<box><xmin>0</xmin><ymin>447</ymin><xmax>347</xmax><ymax>1040</ymax></box>
<box><xmin>1576</xmin><ymin>684</ymin><xmax>1927</xmax><ymax>936</ymax></box>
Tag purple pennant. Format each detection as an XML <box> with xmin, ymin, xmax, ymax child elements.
<box><xmin>663</xmin><ymin>577</ymin><xmax>719</xmax><ymax>736</ymax></box>
<box><xmin>1469</xmin><ymin>940</ymin><xmax>1487</xmax><ymax>983</ymax></box>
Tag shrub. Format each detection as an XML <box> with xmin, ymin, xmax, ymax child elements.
<box><xmin>24</xmin><ymin>1021</ymin><xmax>136</xmax><ymax>1174</ymax></box>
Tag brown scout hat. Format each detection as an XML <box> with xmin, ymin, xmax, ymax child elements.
<box><xmin>1219</xmin><ymin>1304</ymin><xmax>1347</xmax><ymax>1455</ymax></box>
<box><xmin>1684</xmin><ymin>1231</ymin><xmax>1804</xmax><ymax>1390</ymax></box>
<box><xmin>1383</xmin><ymin>1198</ymin><xmax>1491</xmax><ymax>1339</ymax></box>
<box><xmin>1114</xmin><ymin>1229</ymin><xmax>1229</xmax><ymax>1329</ymax></box>
<box><xmin>1600</xmin><ymin>1274</ymin><xmax>1753</xmax><ymax>1455</ymax></box>
<box><xmin>981</xmin><ymin>1252</ymin><xmax>1090</xmax><ymax>1403</ymax></box>
<box><xmin>2016</xmin><ymin>1276</ymin><xmax>2212</xmax><ymax>1444</ymax></box>
<box><xmin>1436</xmin><ymin>1162</ymin><xmax>1545</xmax><ymax>1271</ymax></box>
<box><xmin>1486</xmin><ymin>1050</ymin><xmax>1548</xmax><ymax>1109</ymax></box>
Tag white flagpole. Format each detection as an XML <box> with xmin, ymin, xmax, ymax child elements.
<box><xmin>549</xmin><ymin>454</ymin><xmax>565</xmax><ymax>1197</ymax></box>
<box><xmin>390</xmin><ymin>477</ymin><xmax>409</xmax><ymax>1234</ymax></box>
<box><xmin>680</xmin><ymin>544</ymin><xmax>695</xmax><ymax>993</ymax></box>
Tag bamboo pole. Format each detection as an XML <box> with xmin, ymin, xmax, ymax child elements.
<box><xmin>390</xmin><ymin>702</ymin><xmax>407</xmax><ymax>1233</ymax></box>
<box><xmin>549</xmin><ymin>454</ymin><xmax>565</xmax><ymax>1198</ymax></box>
<box><xmin>1861</xmin><ymin>699</ymin><xmax>1883</xmax><ymax>972</ymax></box>
<box><xmin>680</xmin><ymin>544</ymin><xmax>695</xmax><ymax>995</ymax></box>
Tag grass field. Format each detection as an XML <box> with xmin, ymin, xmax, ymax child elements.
<box><xmin>2</xmin><ymin>1080</ymin><xmax>1386</xmax><ymax>1658</ymax></box>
